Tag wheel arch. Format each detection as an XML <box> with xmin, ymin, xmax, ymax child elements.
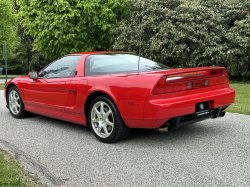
<box><xmin>5</xmin><ymin>83</ymin><xmax>18</xmax><ymax>100</ymax></box>
<box><xmin>84</xmin><ymin>91</ymin><xmax>117</xmax><ymax>126</ymax></box>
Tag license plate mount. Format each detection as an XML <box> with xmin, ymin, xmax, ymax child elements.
<box><xmin>195</xmin><ymin>101</ymin><xmax>211</xmax><ymax>117</ymax></box>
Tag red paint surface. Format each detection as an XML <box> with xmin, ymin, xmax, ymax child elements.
<box><xmin>4</xmin><ymin>51</ymin><xmax>235</xmax><ymax>129</ymax></box>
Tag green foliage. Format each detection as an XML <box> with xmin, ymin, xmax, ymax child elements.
<box><xmin>0</xmin><ymin>0</ymin><xmax>19</xmax><ymax>59</ymax></box>
<box><xmin>18</xmin><ymin>0</ymin><xmax>131</xmax><ymax>58</ymax></box>
<box><xmin>111</xmin><ymin>0</ymin><xmax>250</xmax><ymax>78</ymax></box>
<box><xmin>0</xmin><ymin>1</ymin><xmax>52</xmax><ymax>75</ymax></box>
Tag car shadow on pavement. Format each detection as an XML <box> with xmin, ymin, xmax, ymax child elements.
<box><xmin>24</xmin><ymin>112</ymin><xmax>92</xmax><ymax>133</ymax></box>
<box><xmin>124</xmin><ymin>122</ymin><xmax>225</xmax><ymax>145</ymax></box>
<box><xmin>21</xmin><ymin>113</ymin><xmax>225</xmax><ymax>145</ymax></box>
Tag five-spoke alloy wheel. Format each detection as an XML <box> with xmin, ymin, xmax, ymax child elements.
<box><xmin>88</xmin><ymin>96</ymin><xmax>130</xmax><ymax>143</ymax></box>
<box><xmin>7</xmin><ymin>86</ymin><xmax>27</xmax><ymax>118</ymax></box>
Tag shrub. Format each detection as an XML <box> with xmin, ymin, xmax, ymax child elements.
<box><xmin>111</xmin><ymin>0</ymin><xmax>250</xmax><ymax>79</ymax></box>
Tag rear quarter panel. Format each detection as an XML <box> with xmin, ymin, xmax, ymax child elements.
<box><xmin>85</xmin><ymin>74</ymin><xmax>162</xmax><ymax>120</ymax></box>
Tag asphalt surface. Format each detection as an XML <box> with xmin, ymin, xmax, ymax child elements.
<box><xmin>0</xmin><ymin>79</ymin><xmax>11</xmax><ymax>83</ymax></box>
<box><xmin>0</xmin><ymin>90</ymin><xmax>250</xmax><ymax>187</ymax></box>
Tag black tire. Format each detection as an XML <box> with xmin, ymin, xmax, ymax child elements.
<box><xmin>88</xmin><ymin>95</ymin><xmax>130</xmax><ymax>143</ymax></box>
<box><xmin>7</xmin><ymin>86</ymin><xmax>27</xmax><ymax>118</ymax></box>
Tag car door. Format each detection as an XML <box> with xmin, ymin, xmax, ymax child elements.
<box><xmin>24</xmin><ymin>55</ymin><xmax>82</xmax><ymax>116</ymax></box>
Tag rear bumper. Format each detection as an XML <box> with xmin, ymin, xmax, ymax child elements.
<box><xmin>125</xmin><ymin>87</ymin><xmax>235</xmax><ymax>129</ymax></box>
<box><xmin>163</xmin><ymin>105</ymin><xmax>228</xmax><ymax>130</ymax></box>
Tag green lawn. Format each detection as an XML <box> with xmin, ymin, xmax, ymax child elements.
<box><xmin>0</xmin><ymin>83</ymin><xmax>5</xmax><ymax>89</ymax></box>
<box><xmin>0</xmin><ymin>149</ymin><xmax>42</xmax><ymax>186</ymax></box>
<box><xmin>226</xmin><ymin>83</ymin><xmax>250</xmax><ymax>115</ymax></box>
<box><xmin>0</xmin><ymin>77</ymin><xmax>16</xmax><ymax>79</ymax></box>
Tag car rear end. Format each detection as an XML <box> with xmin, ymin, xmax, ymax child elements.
<box><xmin>143</xmin><ymin>67</ymin><xmax>235</xmax><ymax>130</ymax></box>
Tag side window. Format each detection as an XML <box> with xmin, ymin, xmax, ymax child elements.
<box><xmin>39</xmin><ymin>56</ymin><xmax>81</xmax><ymax>78</ymax></box>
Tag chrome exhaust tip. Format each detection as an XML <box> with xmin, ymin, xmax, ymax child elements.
<box><xmin>155</xmin><ymin>126</ymin><xmax>169</xmax><ymax>132</ymax></box>
<box><xmin>155</xmin><ymin>123</ymin><xmax>170</xmax><ymax>132</ymax></box>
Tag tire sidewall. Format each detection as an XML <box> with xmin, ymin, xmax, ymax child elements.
<box><xmin>88</xmin><ymin>96</ymin><xmax>120</xmax><ymax>143</ymax></box>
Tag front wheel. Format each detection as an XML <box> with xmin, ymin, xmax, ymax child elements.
<box><xmin>7</xmin><ymin>86</ymin><xmax>27</xmax><ymax>118</ymax></box>
<box><xmin>88</xmin><ymin>96</ymin><xmax>130</xmax><ymax>143</ymax></box>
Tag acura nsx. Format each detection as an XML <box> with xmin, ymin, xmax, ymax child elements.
<box><xmin>4</xmin><ymin>52</ymin><xmax>235</xmax><ymax>143</ymax></box>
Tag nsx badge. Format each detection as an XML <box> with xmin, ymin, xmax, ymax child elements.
<box><xmin>199</xmin><ymin>103</ymin><xmax>204</xmax><ymax>111</ymax></box>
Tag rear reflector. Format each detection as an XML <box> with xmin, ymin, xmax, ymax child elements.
<box><xmin>154</xmin><ymin>69</ymin><xmax>229</xmax><ymax>94</ymax></box>
<box><xmin>128</xmin><ymin>102</ymin><xmax>138</xmax><ymax>107</ymax></box>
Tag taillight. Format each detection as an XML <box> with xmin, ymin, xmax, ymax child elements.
<box><xmin>154</xmin><ymin>69</ymin><xmax>230</xmax><ymax>95</ymax></box>
<box><xmin>210</xmin><ymin>69</ymin><xmax>229</xmax><ymax>86</ymax></box>
<box><xmin>224</xmin><ymin>69</ymin><xmax>230</xmax><ymax>82</ymax></box>
<box><xmin>154</xmin><ymin>76</ymin><xmax>167</xmax><ymax>94</ymax></box>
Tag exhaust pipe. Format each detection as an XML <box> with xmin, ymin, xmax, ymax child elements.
<box><xmin>155</xmin><ymin>126</ymin><xmax>169</xmax><ymax>132</ymax></box>
<box><xmin>219</xmin><ymin>111</ymin><xmax>226</xmax><ymax>117</ymax></box>
<box><xmin>155</xmin><ymin>123</ymin><xmax>172</xmax><ymax>132</ymax></box>
<box><xmin>212</xmin><ymin>109</ymin><xmax>226</xmax><ymax>119</ymax></box>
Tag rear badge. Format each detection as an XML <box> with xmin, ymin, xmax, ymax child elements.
<box><xmin>199</xmin><ymin>103</ymin><xmax>204</xmax><ymax>111</ymax></box>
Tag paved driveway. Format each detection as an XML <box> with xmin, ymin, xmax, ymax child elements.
<box><xmin>0</xmin><ymin>79</ymin><xmax>11</xmax><ymax>83</ymax></box>
<box><xmin>0</xmin><ymin>90</ymin><xmax>250</xmax><ymax>187</ymax></box>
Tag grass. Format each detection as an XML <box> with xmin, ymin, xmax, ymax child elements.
<box><xmin>0</xmin><ymin>149</ymin><xmax>43</xmax><ymax>187</ymax></box>
<box><xmin>226</xmin><ymin>82</ymin><xmax>250</xmax><ymax>115</ymax></box>
<box><xmin>0</xmin><ymin>77</ymin><xmax>17</xmax><ymax>80</ymax></box>
<box><xmin>0</xmin><ymin>83</ymin><xmax>5</xmax><ymax>90</ymax></box>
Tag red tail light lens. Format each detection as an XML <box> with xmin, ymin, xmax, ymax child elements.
<box><xmin>165</xmin><ymin>82</ymin><xmax>189</xmax><ymax>92</ymax></box>
<box><xmin>193</xmin><ymin>79</ymin><xmax>205</xmax><ymax>88</ymax></box>
<box><xmin>224</xmin><ymin>69</ymin><xmax>229</xmax><ymax>82</ymax></box>
<box><xmin>154</xmin><ymin>76</ymin><xmax>167</xmax><ymax>94</ymax></box>
<box><xmin>210</xmin><ymin>69</ymin><xmax>229</xmax><ymax>86</ymax></box>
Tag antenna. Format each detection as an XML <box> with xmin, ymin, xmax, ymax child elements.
<box><xmin>137</xmin><ymin>0</ymin><xmax>145</xmax><ymax>75</ymax></box>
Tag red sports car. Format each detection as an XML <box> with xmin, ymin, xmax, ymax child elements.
<box><xmin>4</xmin><ymin>51</ymin><xmax>235</xmax><ymax>143</ymax></box>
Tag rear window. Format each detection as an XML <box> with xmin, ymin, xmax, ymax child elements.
<box><xmin>85</xmin><ymin>53</ymin><xmax>169</xmax><ymax>76</ymax></box>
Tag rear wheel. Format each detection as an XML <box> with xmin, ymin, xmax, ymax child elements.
<box><xmin>88</xmin><ymin>95</ymin><xmax>130</xmax><ymax>143</ymax></box>
<box><xmin>7</xmin><ymin>86</ymin><xmax>27</xmax><ymax>118</ymax></box>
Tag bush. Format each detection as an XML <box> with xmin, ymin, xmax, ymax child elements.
<box><xmin>111</xmin><ymin>0</ymin><xmax>250</xmax><ymax>79</ymax></box>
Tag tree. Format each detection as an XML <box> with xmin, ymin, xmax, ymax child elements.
<box><xmin>1</xmin><ymin>0</ymin><xmax>52</xmax><ymax>75</ymax></box>
<box><xmin>112</xmin><ymin>0</ymin><xmax>250</xmax><ymax>79</ymax></box>
<box><xmin>18</xmin><ymin>0</ymin><xmax>131</xmax><ymax>58</ymax></box>
<box><xmin>0</xmin><ymin>0</ymin><xmax>18</xmax><ymax>59</ymax></box>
